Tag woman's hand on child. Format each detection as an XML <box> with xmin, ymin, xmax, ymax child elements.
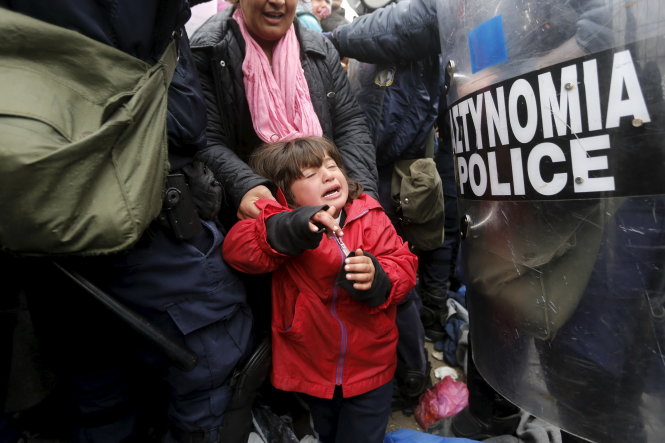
<box><xmin>344</xmin><ymin>249</ymin><xmax>375</xmax><ymax>291</ymax></box>
<box><xmin>238</xmin><ymin>185</ymin><xmax>276</xmax><ymax>220</ymax></box>
<box><xmin>309</xmin><ymin>206</ymin><xmax>343</xmax><ymax>238</ymax></box>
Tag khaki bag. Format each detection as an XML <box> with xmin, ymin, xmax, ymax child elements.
<box><xmin>391</xmin><ymin>129</ymin><xmax>445</xmax><ymax>251</ymax></box>
<box><xmin>0</xmin><ymin>9</ymin><xmax>177</xmax><ymax>256</ymax></box>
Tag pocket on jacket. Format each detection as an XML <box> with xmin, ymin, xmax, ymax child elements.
<box><xmin>273</xmin><ymin>291</ymin><xmax>325</xmax><ymax>342</ymax></box>
<box><xmin>275</xmin><ymin>290</ymin><xmax>307</xmax><ymax>335</ymax></box>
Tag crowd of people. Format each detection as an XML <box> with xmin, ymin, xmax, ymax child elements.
<box><xmin>0</xmin><ymin>1</ymin><xmax>445</xmax><ymax>442</ymax></box>
<box><xmin>2</xmin><ymin>0</ymin><xmax>664</xmax><ymax>442</ymax></box>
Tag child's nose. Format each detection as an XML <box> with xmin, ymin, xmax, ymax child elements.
<box><xmin>322</xmin><ymin>169</ymin><xmax>334</xmax><ymax>181</ymax></box>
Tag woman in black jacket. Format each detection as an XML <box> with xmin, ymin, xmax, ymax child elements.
<box><xmin>190</xmin><ymin>0</ymin><xmax>378</xmax><ymax>223</ymax></box>
<box><xmin>190</xmin><ymin>3</ymin><xmax>379</xmax><ymax>439</ymax></box>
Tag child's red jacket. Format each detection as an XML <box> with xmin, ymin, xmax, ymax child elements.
<box><xmin>222</xmin><ymin>194</ymin><xmax>418</xmax><ymax>399</ymax></box>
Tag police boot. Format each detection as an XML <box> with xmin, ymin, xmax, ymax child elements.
<box><xmin>449</xmin><ymin>404</ymin><xmax>521</xmax><ymax>439</ymax></box>
<box><xmin>419</xmin><ymin>289</ymin><xmax>448</xmax><ymax>343</ymax></box>
<box><xmin>392</xmin><ymin>362</ymin><xmax>432</xmax><ymax>416</ymax></box>
<box><xmin>427</xmin><ymin>399</ymin><xmax>521</xmax><ymax>439</ymax></box>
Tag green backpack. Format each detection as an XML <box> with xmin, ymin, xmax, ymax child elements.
<box><xmin>0</xmin><ymin>9</ymin><xmax>177</xmax><ymax>256</ymax></box>
<box><xmin>391</xmin><ymin>129</ymin><xmax>445</xmax><ymax>251</ymax></box>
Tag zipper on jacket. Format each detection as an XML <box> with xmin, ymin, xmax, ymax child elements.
<box><xmin>330</xmin><ymin>207</ymin><xmax>370</xmax><ymax>385</ymax></box>
<box><xmin>346</xmin><ymin>209</ymin><xmax>369</xmax><ymax>227</ymax></box>
<box><xmin>331</xmin><ymin>284</ymin><xmax>348</xmax><ymax>385</ymax></box>
<box><xmin>331</xmin><ymin>243</ymin><xmax>349</xmax><ymax>386</ymax></box>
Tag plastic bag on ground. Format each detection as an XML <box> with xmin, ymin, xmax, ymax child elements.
<box><xmin>415</xmin><ymin>376</ymin><xmax>469</xmax><ymax>429</ymax></box>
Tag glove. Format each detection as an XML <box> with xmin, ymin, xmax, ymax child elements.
<box><xmin>336</xmin><ymin>251</ymin><xmax>392</xmax><ymax>307</ymax></box>
<box><xmin>266</xmin><ymin>205</ymin><xmax>327</xmax><ymax>255</ymax></box>
<box><xmin>181</xmin><ymin>160</ymin><xmax>223</xmax><ymax>220</ymax></box>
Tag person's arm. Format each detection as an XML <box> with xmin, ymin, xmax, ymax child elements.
<box><xmin>222</xmin><ymin>202</ymin><xmax>336</xmax><ymax>272</ymax></box>
<box><xmin>321</xmin><ymin>36</ymin><xmax>379</xmax><ymax>198</ymax></box>
<box><xmin>573</xmin><ymin>0</ymin><xmax>614</xmax><ymax>54</ymax></box>
<box><xmin>331</xmin><ymin>0</ymin><xmax>440</xmax><ymax>64</ymax></box>
<box><xmin>265</xmin><ymin>205</ymin><xmax>328</xmax><ymax>255</ymax></box>
<box><xmin>222</xmin><ymin>219</ymin><xmax>285</xmax><ymax>275</ymax></box>
<box><xmin>190</xmin><ymin>43</ymin><xmax>272</xmax><ymax>216</ymax></box>
<box><xmin>531</xmin><ymin>1</ymin><xmax>613</xmax><ymax>72</ymax></box>
<box><xmin>165</xmin><ymin>32</ymin><xmax>209</xmax><ymax>171</ymax></box>
<box><xmin>222</xmin><ymin>200</ymin><xmax>296</xmax><ymax>274</ymax></box>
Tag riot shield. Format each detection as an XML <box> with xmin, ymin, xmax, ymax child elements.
<box><xmin>439</xmin><ymin>1</ymin><xmax>665</xmax><ymax>441</ymax></box>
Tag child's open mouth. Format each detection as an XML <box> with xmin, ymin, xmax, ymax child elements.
<box><xmin>322</xmin><ymin>185</ymin><xmax>341</xmax><ymax>199</ymax></box>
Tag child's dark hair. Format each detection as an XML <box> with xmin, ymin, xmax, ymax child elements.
<box><xmin>250</xmin><ymin>136</ymin><xmax>363</xmax><ymax>207</ymax></box>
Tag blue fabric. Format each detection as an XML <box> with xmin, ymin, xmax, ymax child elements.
<box><xmin>549</xmin><ymin>198</ymin><xmax>665</xmax><ymax>378</ymax></box>
<box><xmin>22</xmin><ymin>221</ymin><xmax>253</xmax><ymax>441</ymax></box>
<box><xmin>85</xmin><ymin>221</ymin><xmax>248</xmax><ymax>335</ymax></box>
<box><xmin>443</xmin><ymin>318</ymin><xmax>465</xmax><ymax>367</ymax></box>
<box><xmin>384</xmin><ymin>428</ymin><xmax>480</xmax><ymax>442</ymax></box>
<box><xmin>167</xmin><ymin>306</ymin><xmax>252</xmax><ymax>431</ymax></box>
<box><xmin>0</xmin><ymin>414</ymin><xmax>20</xmax><ymax>443</ymax></box>
<box><xmin>167</xmin><ymin>30</ymin><xmax>209</xmax><ymax>169</ymax></box>
<box><xmin>396</xmin><ymin>290</ymin><xmax>428</xmax><ymax>375</ymax></box>
<box><xmin>377</xmin><ymin>56</ymin><xmax>442</xmax><ymax>164</ymax></box>
<box><xmin>297</xmin><ymin>12</ymin><xmax>323</xmax><ymax>32</ymax></box>
<box><xmin>4</xmin><ymin>0</ymin><xmax>166</xmax><ymax>60</ymax></box>
<box><xmin>350</xmin><ymin>57</ymin><xmax>443</xmax><ymax>167</ymax></box>
<box><xmin>96</xmin><ymin>222</ymin><xmax>252</xmax><ymax>432</ymax></box>
<box><xmin>467</xmin><ymin>15</ymin><xmax>508</xmax><ymax>73</ymax></box>
<box><xmin>441</xmin><ymin>290</ymin><xmax>467</xmax><ymax>367</ymax></box>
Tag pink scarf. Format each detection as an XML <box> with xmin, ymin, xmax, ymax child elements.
<box><xmin>233</xmin><ymin>9</ymin><xmax>323</xmax><ymax>143</ymax></box>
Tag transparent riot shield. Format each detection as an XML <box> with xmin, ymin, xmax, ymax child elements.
<box><xmin>439</xmin><ymin>1</ymin><xmax>665</xmax><ymax>441</ymax></box>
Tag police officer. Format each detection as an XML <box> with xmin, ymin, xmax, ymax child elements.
<box><xmin>331</xmin><ymin>1</ymin><xmax>665</xmax><ymax>442</ymax></box>
<box><xmin>0</xmin><ymin>1</ymin><xmax>253</xmax><ymax>442</ymax></box>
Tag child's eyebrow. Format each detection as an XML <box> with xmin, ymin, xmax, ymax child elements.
<box><xmin>302</xmin><ymin>161</ymin><xmax>324</xmax><ymax>169</ymax></box>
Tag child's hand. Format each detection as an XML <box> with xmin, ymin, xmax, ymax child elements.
<box><xmin>344</xmin><ymin>249</ymin><xmax>375</xmax><ymax>291</ymax></box>
<box><xmin>308</xmin><ymin>205</ymin><xmax>343</xmax><ymax>238</ymax></box>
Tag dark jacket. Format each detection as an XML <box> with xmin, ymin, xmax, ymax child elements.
<box><xmin>347</xmin><ymin>56</ymin><xmax>443</xmax><ymax>167</ymax></box>
<box><xmin>189</xmin><ymin>7</ymin><xmax>378</xmax><ymax>211</ymax></box>
<box><xmin>332</xmin><ymin>0</ymin><xmax>440</xmax><ymax>64</ymax></box>
<box><xmin>331</xmin><ymin>0</ymin><xmax>612</xmax><ymax>65</ymax></box>
<box><xmin>332</xmin><ymin>2</ymin><xmax>443</xmax><ymax>173</ymax></box>
<box><xmin>2</xmin><ymin>0</ymin><xmax>208</xmax><ymax>170</ymax></box>
<box><xmin>320</xmin><ymin>6</ymin><xmax>349</xmax><ymax>32</ymax></box>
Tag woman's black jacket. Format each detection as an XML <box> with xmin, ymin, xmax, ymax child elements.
<box><xmin>190</xmin><ymin>7</ymin><xmax>378</xmax><ymax>211</ymax></box>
